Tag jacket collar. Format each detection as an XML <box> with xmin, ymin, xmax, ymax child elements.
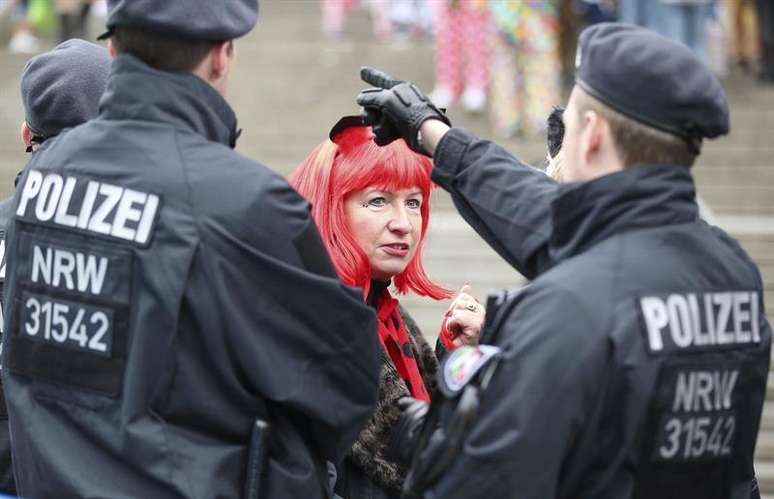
<box><xmin>99</xmin><ymin>54</ymin><xmax>239</xmax><ymax>147</ymax></box>
<box><xmin>549</xmin><ymin>165</ymin><xmax>699</xmax><ymax>260</ymax></box>
<box><xmin>367</xmin><ymin>279</ymin><xmax>391</xmax><ymax>309</ymax></box>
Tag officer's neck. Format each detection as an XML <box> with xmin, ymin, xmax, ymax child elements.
<box><xmin>190</xmin><ymin>42</ymin><xmax>234</xmax><ymax>98</ymax></box>
<box><xmin>566</xmin><ymin>132</ymin><xmax>623</xmax><ymax>183</ymax></box>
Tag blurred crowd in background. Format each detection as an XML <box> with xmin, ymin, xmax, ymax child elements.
<box><xmin>2</xmin><ymin>0</ymin><xmax>105</xmax><ymax>52</ymax></box>
<box><xmin>1</xmin><ymin>0</ymin><xmax>772</xmax><ymax>141</ymax></box>
<box><xmin>322</xmin><ymin>0</ymin><xmax>774</xmax><ymax>139</ymax></box>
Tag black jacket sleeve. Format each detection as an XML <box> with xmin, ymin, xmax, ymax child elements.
<box><xmin>431</xmin><ymin>128</ymin><xmax>558</xmax><ymax>280</ymax></box>
<box><xmin>0</xmin><ymin>197</ymin><xmax>15</xmax><ymax>495</ymax></box>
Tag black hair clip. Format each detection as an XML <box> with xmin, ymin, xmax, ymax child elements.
<box><xmin>328</xmin><ymin>114</ymin><xmax>368</xmax><ymax>142</ymax></box>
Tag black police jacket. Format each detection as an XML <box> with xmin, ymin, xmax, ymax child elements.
<box><xmin>423</xmin><ymin>129</ymin><xmax>772</xmax><ymax>499</ymax></box>
<box><xmin>0</xmin><ymin>197</ymin><xmax>15</xmax><ymax>495</ymax></box>
<box><xmin>1</xmin><ymin>54</ymin><xmax>380</xmax><ymax>499</ymax></box>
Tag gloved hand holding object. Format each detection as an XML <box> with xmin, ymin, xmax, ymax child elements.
<box><xmin>357</xmin><ymin>67</ymin><xmax>451</xmax><ymax>155</ymax></box>
<box><xmin>545</xmin><ymin>106</ymin><xmax>565</xmax><ymax>181</ymax></box>
<box><xmin>546</xmin><ymin>106</ymin><xmax>565</xmax><ymax>159</ymax></box>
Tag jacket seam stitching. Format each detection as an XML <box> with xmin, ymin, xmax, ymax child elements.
<box><xmin>173</xmin><ymin>130</ymin><xmax>203</xmax><ymax>243</ymax></box>
<box><xmin>165</xmin><ymin>129</ymin><xmax>199</xmax><ymax>498</ymax></box>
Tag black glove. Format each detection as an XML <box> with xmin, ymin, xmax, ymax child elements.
<box><xmin>546</xmin><ymin>106</ymin><xmax>565</xmax><ymax>159</ymax></box>
<box><xmin>385</xmin><ymin>397</ymin><xmax>430</xmax><ymax>466</ymax></box>
<box><xmin>356</xmin><ymin>66</ymin><xmax>451</xmax><ymax>155</ymax></box>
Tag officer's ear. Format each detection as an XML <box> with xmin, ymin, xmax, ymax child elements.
<box><xmin>579</xmin><ymin>110</ymin><xmax>602</xmax><ymax>163</ymax></box>
<box><xmin>581</xmin><ymin>111</ymin><xmax>623</xmax><ymax>175</ymax></box>
<box><xmin>21</xmin><ymin>121</ymin><xmax>31</xmax><ymax>148</ymax></box>
<box><xmin>107</xmin><ymin>39</ymin><xmax>117</xmax><ymax>59</ymax></box>
<box><xmin>209</xmin><ymin>40</ymin><xmax>234</xmax><ymax>80</ymax></box>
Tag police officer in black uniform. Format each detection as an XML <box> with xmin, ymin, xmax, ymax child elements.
<box><xmin>356</xmin><ymin>23</ymin><xmax>772</xmax><ymax>499</ymax></box>
<box><xmin>2</xmin><ymin>1</ymin><xmax>380</xmax><ymax>498</ymax></box>
<box><xmin>0</xmin><ymin>38</ymin><xmax>111</xmax><ymax>496</ymax></box>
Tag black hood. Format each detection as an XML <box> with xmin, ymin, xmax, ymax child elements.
<box><xmin>99</xmin><ymin>54</ymin><xmax>240</xmax><ymax>148</ymax></box>
<box><xmin>550</xmin><ymin>165</ymin><xmax>699</xmax><ymax>261</ymax></box>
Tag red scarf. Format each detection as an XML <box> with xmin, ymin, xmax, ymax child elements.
<box><xmin>376</xmin><ymin>289</ymin><xmax>430</xmax><ymax>402</ymax></box>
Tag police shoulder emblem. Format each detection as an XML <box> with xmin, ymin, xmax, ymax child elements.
<box><xmin>439</xmin><ymin>345</ymin><xmax>501</xmax><ymax>397</ymax></box>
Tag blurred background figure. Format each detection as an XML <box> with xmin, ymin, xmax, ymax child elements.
<box><xmin>54</xmin><ymin>0</ymin><xmax>92</xmax><ymax>41</ymax></box>
<box><xmin>728</xmin><ymin>0</ymin><xmax>760</xmax><ymax>74</ymax></box>
<box><xmin>618</xmin><ymin>0</ymin><xmax>713</xmax><ymax>64</ymax></box>
<box><xmin>757</xmin><ymin>0</ymin><xmax>774</xmax><ymax>83</ymax></box>
<box><xmin>618</xmin><ymin>0</ymin><xmax>657</xmax><ymax>27</ymax></box>
<box><xmin>654</xmin><ymin>0</ymin><xmax>713</xmax><ymax>64</ymax></box>
<box><xmin>572</xmin><ymin>0</ymin><xmax>616</xmax><ymax>25</ymax></box>
<box><xmin>488</xmin><ymin>0</ymin><xmax>561</xmax><ymax>138</ymax></box>
<box><xmin>4</xmin><ymin>0</ymin><xmax>106</xmax><ymax>53</ymax></box>
<box><xmin>5</xmin><ymin>0</ymin><xmax>41</xmax><ymax>54</ymax></box>
<box><xmin>617</xmin><ymin>0</ymin><xmax>772</xmax><ymax>81</ymax></box>
<box><xmin>322</xmin><ymin>0</ymin><xmax>355</xmax><ymax>38</ymax></box>
<box><xmin>390</xmin><ymin>0</ymin><xmax>433</xmax><ymax>42</ymax></box>
<box><xmin>704</xmin><ymin>1</ymin><xmax>728</xmax><ymax>76</ymax></box>
<box><xmin>322</xmin><ymin>0</ymin><xmax>392</xmax><ymax>41</ymax></box>
<box><xmin>561</xmin><ymin>0</ymin><xmax>616</xmax><ymax>84</ymax></box>
<box><xmin>429</xmin><ymin>0</ymin><xmax>489</xmax><ymax>112</ymax></box>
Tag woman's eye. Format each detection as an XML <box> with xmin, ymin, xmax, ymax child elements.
<box><xmin>406</xmin><ymin>199</ymin><xmax>421</xmax><ymax>209</ymax></box>
<box><xmin>367</xmin><ymin>197</ymin><xmax>387</xmax><ymax>207</ymax></box>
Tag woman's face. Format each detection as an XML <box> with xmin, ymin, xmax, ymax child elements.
<box><xmin>345</xmin><ymin>186</ymin><xmax>423</xmax><ymax>281</ymax></box>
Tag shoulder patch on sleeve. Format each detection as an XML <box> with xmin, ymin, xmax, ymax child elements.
<box><xmin>439</xmin><ymin>345</ymin><xmax>501</xmax><ymax>397</ymax></box>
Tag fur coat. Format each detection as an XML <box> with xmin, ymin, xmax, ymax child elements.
<box><xmin>334</xmin><ymin>306</ymin><xmax>440</xmax><ymax>499</ymax></box>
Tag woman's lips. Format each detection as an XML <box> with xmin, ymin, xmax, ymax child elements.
<box><xmin>381</xmin><ymin>243</ymin><xmax>410</xmax><ymax>257</ymax></box>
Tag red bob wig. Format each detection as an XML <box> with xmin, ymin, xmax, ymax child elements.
<box><xmin>289</xmin><ymin>125</ymin><xmax>451</xmax><ymax>300</ymax></box>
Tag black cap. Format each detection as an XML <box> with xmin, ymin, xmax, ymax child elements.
<box><xmin>98</xmin><ymin>0</ymin><xmax>259</xmax><ymax>41</ymax></box>
<box><xmin>21</xmin><ymin>39</ymin><xmax>110</xmax><ymax>143</ymax></box>
<box><xmin>575</xmin><ymin>23</ymin><xmax>729</xmax><ymax>142</ymax></box>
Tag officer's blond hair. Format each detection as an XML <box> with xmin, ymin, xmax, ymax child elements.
<box><xmin>111</xmin><ymin>27</ymin><xmax>215</xmax><ymax>73</ymax></box>
<box><xmin>574</xmin><ymin>88</ymin><xmax>699</xmax><ymax>168</ymax></box>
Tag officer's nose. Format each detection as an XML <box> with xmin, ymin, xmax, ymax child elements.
<box><xmin>387</xmin><ymin>207</ymin><xmax>412</xmax><ymax>235</ymax></box>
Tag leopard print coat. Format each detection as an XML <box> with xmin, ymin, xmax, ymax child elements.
<box><xmin>335</xmin><ymin>306</ymin><xmax>440</xmax><ymax>498</ymax></box>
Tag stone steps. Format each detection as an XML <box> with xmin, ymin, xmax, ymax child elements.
<box><xmin>695</xmin><ymin>166</ymin><xmax>774</xmax><ymax>189</ymax></box>
<box><xmin>700</xmin><ymin>187</ymin><xmax>774</xmax><ymax>214</ymax></box>
<box><xmin>758</xmin><ymin>462</ymin><xmax>774</xmax><ymax>498</ymax></box>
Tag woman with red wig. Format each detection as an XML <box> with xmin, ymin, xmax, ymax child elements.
<box><xmin>289</xmin><ymin>116</ymin><xmax>484</xmax><ymax>499</ymax></box>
